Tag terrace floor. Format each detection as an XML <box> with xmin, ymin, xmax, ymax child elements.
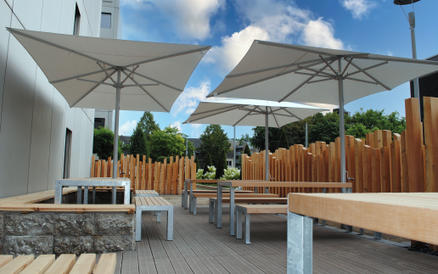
<box><xmin>116</xmin><ymin>196</ymin><xmax>438</xmax><ymax>274</ymax></box>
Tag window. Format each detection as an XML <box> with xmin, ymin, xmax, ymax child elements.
<box><xmin>94</xmin><ymin>118</ymin><xmax>105</xmax><ymax>129</ymax></box>
<box><xmin>73</xmin><ymin>4</ymin><xmax>81</xmax><ymax>35</ymax></box>
<box><xmin>101</xmin><ymin>12</ymin><xmax>112</xmax><ymax>28</ymax></box>
<box><xmin>63</xmin><ymin>129</ymin><xmax>72</xmax><ymax>178</ymax></box>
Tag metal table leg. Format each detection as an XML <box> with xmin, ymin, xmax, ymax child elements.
<box><xmin>77</xmin><ymin>186</ymin><xmax>82</xmax><ymax>204</ymax></box>
<box><xmin>112</xmin><ymin>186</ymin><xmax>116</xmax><ymax>204</ymax></box>
<box><xmin>229</xmin><ymin>187</ymin><xmax>235</xmax><ymax>235</ymax></box>
<box><xmin>216</xmin><ymin>183</ymin><xmax>223</xmax><ymax>229</ymax></box>
<box><xmin>55</xmin><ymin>182</ymin><xmax>63</xmax><ymax>204</ymax></box>
<box><xmin>92</xmin><ymin>187</ymin><xmax>96</xmax><ymax>203</ymax></box>
<box><xmin>287</xmin><ymin>211</ymin><xmax>313</xmax><ymax>274</ymax></box>
<box><xmin>83</xmin><ymin>187</ymin><xmax>88</xmax><ymax>204</ymax></box>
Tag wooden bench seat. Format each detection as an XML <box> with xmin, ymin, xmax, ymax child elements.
<box><xmin>190</xmin><ymin>193</ymin><xmax>279</xmax><ymax>215</ymax></box>
<box><xmin>135</xmin><ymin>190</ymin><xmax>159</xmax><ymax>197</ymax></box>
<box><xmin>0</xmin><ymin>187</ymin><xmax>77</xmax><ymax>205</ymax></box>
<box><xmin>135</xmin><ymin>196</ymin><xmax>174</xmax><ymax>241</ymax></box>
<box><xmin>0</xmin><ymin>253</ymin><xmax>116</xmax><ymax>274</ymax></box>
<box><xmin>208</xmin><ymin>197</ymin><xmax>287</xmax><ymax>223</ymax></box>
<box><xmin>235</xmin><ymin>204</ymin><xmax>287</xmax><ymax>244</ymax></box>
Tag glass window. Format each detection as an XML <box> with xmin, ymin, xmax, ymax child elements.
<box><xmin>94</xmin><ymin>118</ymin><xmax>105</xmax><ymax>129</ymax></box>
<box><xmin>101</xmin><ymin>12</ymin><xmax>112</xmax><ymax>28</ymax></box>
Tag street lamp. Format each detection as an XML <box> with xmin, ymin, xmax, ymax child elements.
<box><xmin>394</xmin><ymin>0</ymin><xmax>421</xmax><ymax>98</ymax></box>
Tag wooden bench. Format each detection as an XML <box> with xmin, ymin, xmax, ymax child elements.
<box><xmin>135</xmin><ymin>190</ymin><xmax>159</xmax><ymax>197</ymax></box>
<box><xmin>0</xmin><ymin>253</ymin><xmax>116</xmax><ymax>274</ymax></box>
<box><xmin>135</xmin><ymin>196</ymin><xmax>174</xmax><ymax>241</ymax></box>
<box><xmin>190</xmin><ymin>192</ymin><xmax>278</xmax><ymax>215</ymax></box>
<box><xmin>0</xmin><ymin>187</ymin><xmax>77</xmax><ymax>205</ymax></box>
<box><xmin>208</xmin><ymin>197</ymin><xmax>287</xmax><ymax>223</ymax></box>
<box><xmin>287</xmin><ymin>193</ymin><xmax>438</xmax><ymax>274</ymax></box>
<box><xmin>235</xmin><ymin>204</ymin><xmax>287</xmax><ymax>244</ymax></box>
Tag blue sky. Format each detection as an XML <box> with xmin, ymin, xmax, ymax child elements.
<box><xmin>117</xmin><ymin>0</ymin><xmax>438</xmax><ymax>139</ymax></box>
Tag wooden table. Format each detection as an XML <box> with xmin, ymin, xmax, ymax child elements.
<box><xmin>287</xmin><ymin>192</ymin><xmax>438</xmax><ymax>273</ymax></box>
<box><xmin>55</xmin><ymin>178</ymin><xmax>131</xmax><ymax>205</ymax></box>
<box><xmin>217</xmin><ymin>180</ymin><xmax>352</xmax><ymax>236</ymax></box>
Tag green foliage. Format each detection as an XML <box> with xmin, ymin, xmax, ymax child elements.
<box><xmin>203</xmin><ymin>166</ymin><xmax>217</xmax><ymax>179</ymax></box>
<box><xmin>243</xmin><ymin>144</ymin><xmax>251</xmax><ymax>156</ymax></box>
<box><xmin>250</xmin><ymin>109</ymin><xmax>406</xmax><ymax>150</ymax></box>
<box><xmin>196</xmin><ymin>169</ymin><xmax>204</xmax><ymax>179</ymax></box>
<box><xmin>198</xmin><ymin>125</ymin><xmax>230</xmax><ymax>178</ymax></box>
<box><xmin>186</xmin><ymin>140</ymin><xmax>195</xmax><ymax>157</ymax></box>
<box><xmin>149</xmin><ymin>127</ymin><xmax>186</xmax><ymax>162</ymax></box>
<box><xmin>129</xmin><ymin>126</ymin><xmax>147</xmax><ymax>156</ymax></box>
<box><xmin>220</xmin><ymin>167</ymin><xmax>240</xmax><ymax>180</ymax></box>
<box><xmin>137</xmin><ymin>112</ymin><xmax>160</xmax><ymax>157</ymax></box>
<box><xmin>93</xmin><ymin>127</ymin><xmax>120</xmax><ymax>159</ymax></box>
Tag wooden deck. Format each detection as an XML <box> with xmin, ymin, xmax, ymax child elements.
<box><xmin>116</xmin><ymin>197</ymin><xmax>438</xmax><ymax>273</ymax></box>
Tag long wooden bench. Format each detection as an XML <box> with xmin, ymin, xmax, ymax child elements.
<box><xmin>190</xmin><ymin>192</ymin><xmax>279</xmax><ymax>215</ymax></box>
<box><xmin>135</xmin><ymin>196</ymin><xmax>174</xmax><ymax>241</ymax></box>
<box><xmin>235</xmin><ymin>204</ymin><xmax>288</xmax><ymax>244</ymax></box>
<box><xmin>287</xmin><ymin>193</ymin><xmax>438</xmax><ymax>274</ymax></box>
<box><xmin>0</xmin><ymin>187</ymin><xmax>77</xmax><ymax>204</ymax></box>
<box><xmin>183</xmin><ymin>189</ymin><xmax>253</xmax><ymax>210</ymax></box>
<box><xmin>208</xmin><ymin>197</ymin><xmax>287</xmax><ymax>223</ymax></box>
<box><xmin>135</xmin><ymin>190</ymin><xmax>159</xmax><ymax>197</ymax></box>
<box><xmin>0</xmin><ymin>253</ymin><xmax>116</xmax><ymax>274</ymax></box>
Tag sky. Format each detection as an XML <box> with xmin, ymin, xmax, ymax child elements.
<box><xmin>117</xmin><ymin>0</ymin><xmax>438</xmax><ymax>139</ymax></box>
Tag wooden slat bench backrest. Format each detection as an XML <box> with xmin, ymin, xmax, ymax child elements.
<box><xmin>0</xmin><ymin>255</ymin><xmax>13</xmax><ymax>268</ymax></box>
<box><xmin>135</xmin><ymin>196</ymin><xmax>172</xmax><ymax>207</ymax></box>
<box><xmin>193</xmin><ymin>193</ymin><xmax>279</xmax><ymax>198</ymax></box>
<box><xmin>21</xmin><ymin>254</ymin><xmax>55</xmax><ymax>274</ymax></box>
<box><xmin>0</xmin><ymin>255</ymin><xmax>34</xmax><ymax>273</ymax></box>
<box><xmin>69</xmin><ymin>253</ymin><xmax>96</xmax><ymax>274</ymax></box>
<box><xmin>45</xmin><ymin>254</ymin><xmax>76</xmax><ymax>274</ymax></box>
<box><xmin>288</xmin><ymin>193</ymin><xmax>438</xmax><ymax>245</ymax></box>
<box><xmin>94</xmin><ymin>253</ymin><xmax>117</xmax><ymax>274</ymax></box>
<box><xmin>236</xmin><ymin>204</ymin><xmax>287</xmax><ymax>214</ymax></box>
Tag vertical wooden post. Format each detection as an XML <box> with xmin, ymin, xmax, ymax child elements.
<box><xmin>390</xmin><ymin>134</ymin><xmax>402</xmax><ymax>192</ymax></box>
<box><xmin>91</xmin><ymin>155</ymin><xmax>95</xmax><ymax>177</ymax></box>
<box><xmin>424</xmin><ymin>97</ymin><xmax>438</xmax><ymax>192</ymax></box>
<box><xmin>178</xmin><ymin>156</ymin><xmax>183</xmax><ymax>194</ymax></box>
<box><xmin>405</xmin><ymin>98</ymin><xmax>424</xmax><ymax>192</ymax></box>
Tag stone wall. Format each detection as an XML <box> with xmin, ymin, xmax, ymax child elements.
<box><xmin>0</xmin><ymin>211</ymin><xmax>134</xmax><ymax>255</ymax></box>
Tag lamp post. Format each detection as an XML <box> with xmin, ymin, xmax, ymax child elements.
<box><xmin>394</xmin><ymin>0</ymin><xmax>421</xmax><ymax>98</ymax></box>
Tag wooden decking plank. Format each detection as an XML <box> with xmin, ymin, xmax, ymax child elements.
<box><xmin>120</xmin><ymin>251</ymin><xmax>139</xmax><ymax>274</ymax></box>
<box><xmin>114</xmin><ymin>252</ymin><xmax>123</xmax><ymax>274</ymax></box>
<box><xmin>44</xmin><ymin>254</ymin><xmax>76</xmax><ymax>274</ymax></box>
<box><xmin>136</xmin><ymin>241</ymin><xmax>158</xmax><ymax>274</ymax></box>
<box><xmin>21</xmin><ymin>254</ymin><xmax>55</xmax><ymax>274</ymax></box>
<box><xmin>0</xmin><ymin>255</ymin><xmax>34</xmax><ymax>274</ymax></box>
<box><xmin>144</xmin><ymin>218</ymin><xmax>176</xmax><ymax>273</ymax></box>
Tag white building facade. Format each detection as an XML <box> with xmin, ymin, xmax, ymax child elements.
<box><xmin>0</xmin><ymin>0</ymin><xmax>101</xmax><ymax>197</ymax></box>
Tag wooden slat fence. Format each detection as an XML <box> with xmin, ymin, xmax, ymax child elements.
<box><xmin>242</xmin><ymin>97</ymin><xmax>438</xmax><ymax>196</ymax></box>
<box><xmin>90</xmin><ymin>155</ymin><xmax>196</xmax><ymax>195</ymax></box>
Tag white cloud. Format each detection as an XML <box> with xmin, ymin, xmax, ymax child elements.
<box><xmin>119</xmin><ymin>120</ymin><xmax>138</xmax><ymax>136</ymax></box>
<box><xmin>171</xmin><ymin>81</ymin><xmax>211</xmax><ymax>116</ymax></box>
<box><xmin>170</xmin><ymin>121</ymin><xmax>182</xmax><ymax>132</ymax></box>
<box><xmin>121</xmin><ymin>0</ymin><xmax>224</xmax><ymax>40</ymax></box>
<box><xmin>341</xmin><ymin>0</ymin><xmax>376</xmax><ymax>19</ymax></box>
<box><xmin>302</xmin><ymin>18</ymin><xmax>344</xmax><ymax>49</ymax></box>
<box><xmin>206</xmin><ymin>0</ymin><xmax>344</xmax><ymax>73</ymax></box>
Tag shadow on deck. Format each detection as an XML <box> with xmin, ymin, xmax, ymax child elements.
<box><xmin>116</xmin><ymin>197</ymin><xmax>438</xmax><ymax>274</ymax></box>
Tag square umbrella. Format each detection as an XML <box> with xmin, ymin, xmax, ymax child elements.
<box><xmin>184</xmin><ymin>97</ymin><xmax>327</xmax><ymax>181</ymax></box>
<box><xmin>8</xmin><ymin>28</ymin><xmax>210</xmax><ymax>178</ymax></box>
<box><xmin>209</xmin><ymin>40</ymin><xmax>438</xmax><ymax>183</ymax></box>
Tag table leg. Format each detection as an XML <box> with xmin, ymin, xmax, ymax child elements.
<box><xmin>182</xmin><ymin>180</ymin><xmax>188</xmax><ymax>209</ymax></box>
<box><xmin>83</xmin><ymin>187</ymin><xmax>88</xmax><ymax>204</ymax></box>
<box><xmin>92</xmin><ymin>187</ymin><xmax>96</xmax><ymax>203</ymax></box>
<box><xmin>287</xmin><ymin>211</ymin><xmax>313</xmax><ymax>274</ymax></box>
<box><xmin>124</xmin><ymin>184</ymin><xmax>130</xmax><ymax>205</ymax></box>
<box><xmin>77</xmin><ymin>186</ymin><xmax>82</xmax><ymax>204</ymax></box>
<box><xmin>229</xmin><ymin>187</ymin><xmax>235</xmax><ymax>236</ymax></box>
<box><xmin>55</xmin><ymin>183</ymin><xmax>63</xmax><ymax>204</ymax></box>
<box><xmin>189</xmin><ymin>181</ymin><xmax>193</xmax><ymax>211</ymax></box>
<box><xmin>112</xmin><ymin>186</ymin><xmax>116</xmax><ymax>204</ymax></box>
<box><xmin>216</xmin><ymin>183</ymin><xmax>223</xmax><ymax>229</ymax></box>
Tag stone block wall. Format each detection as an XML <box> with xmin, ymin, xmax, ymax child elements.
<box><xmin>0</xmin><ymin>211</ymin><xmax>135</xmax><ymax>255</ymax></box>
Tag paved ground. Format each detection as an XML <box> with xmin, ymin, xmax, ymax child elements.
<box><xmin>116</xmin><ymin>196</ymin><xmax>438</xmax><ymax>273</ymax></box>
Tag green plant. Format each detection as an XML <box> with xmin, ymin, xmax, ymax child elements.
<box><xmin>220</xmin><ymin>167</ymin><xmax>240</xmax><ymax>180</ymax></box>
<box><xmin>196</xmin><ymin>169</ymin><xmax>204</xmax><ymax>179</ymax></box>
<box><xmin>203</xmin><ymin>165</ymin><xmax>216</xmax><ymax>179</ymax></box>
<box><xmin>93</xmin><ymin>127</ymin><xmax>119</xmax><ymax>159</ymax></box>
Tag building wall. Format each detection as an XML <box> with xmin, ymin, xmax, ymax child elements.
<box><xmin>0</xmin><ymin>0</ymin><xmax>101</xmax><ymax>197</ymax></box>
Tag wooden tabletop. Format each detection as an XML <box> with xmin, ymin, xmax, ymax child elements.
<box><xmin>288</xmin><ymin>192</ymin><xmax>438</xmax><ymax>245</ymax></box>
<box><xmin>221</xmin><ymin>180</ymin><xmax>352</xmax><ymax>188</ymax></box>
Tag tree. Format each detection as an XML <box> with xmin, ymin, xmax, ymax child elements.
<box><xmin>250</xmin><ymin>109</ymin><xmax>406</xmax><ymax>150</ymax></box>
<box><xmin>137</xmin><ymin>112</ymin><xmax>160</xmax><ymax>157</ymax></box>
<box><xmin>149</xmin><ymin>127</ymin><xmax>186</xmax><ymax>162</ymax></box>
<box><xmin>93</xmin><ymin>127</ymin><xmax>120</xmax><ymax>159</ymax></box>
<box><xmin>198</xmin><ymin>125</ymin><xmax>230</xmax><ymax>178</ymax></box>
<box><xmin>243</xmin><ymin>144</ymin><xmax>251</xmax><ymax>156</ymax></box>
<box><xmin>129</xmin><ymin>126</ymin><xmax>147</xmax><ymax>156</ymax></box>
